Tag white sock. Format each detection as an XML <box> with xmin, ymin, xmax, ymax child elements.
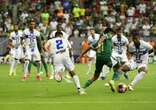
<box><xmin>100</xmin><ymin>65</ymin><xmax>110</xmax><ymax>77</ymax></box>
<box><xmin>24</xmin><ymin>61</ymin><xmax>29</xmax><ymax>77</ymax></box>
<box><xmin>87</xmin><ymin>60</ymin><xmax>93</xmax><ymax>74</ymax></box>
<box><xmin>131</xmin><ymin>71</ymin><xmax>146</xmax><ymax>86</ymax></box>
<box><xmin>9</xmin><ymin>59</ymin><xmax>17</xmax><ymax>75</ymax></box>
<box><xmin>12</xmin><ymin>60</ymin><xmax>17</xmax><ymax>74</ymax></box>
<box><xmin>72</xmin><ymin>75</ymin><xmax>81</xmax><ymax>89</ymax></box>
<box><xmin>51</xmin><ymin>65</ymin><xmax>54</xmax><ymax>75</ymax></box>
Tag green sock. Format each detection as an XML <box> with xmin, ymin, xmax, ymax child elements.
<box><xmin>33</xmin><ymin>62</ymin><xmax>41</xmax><ymax>74</ymax></box>
<box><xmin>43</xmin><ymin>63</ymin><xmax>48</xmax><ymax>73</ymax></box>
<box><xmin>112</xmin><ymin>71</ymin><xmax>122</xmax><ymax>81</ymax></box>
<box><xmin>83</xmin><ymin>80</ymin><xmax>94</xmax><ymax>89</ymax></box>
<box><xmin>28</xmin><ymin>62</ymin><xmax>32</xmax><ymax>73</ymax></box>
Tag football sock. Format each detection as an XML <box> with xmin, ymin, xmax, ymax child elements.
<box><xmin>24</xmin><ymin>61</ymin><xmax>29</xmax><ymax>77</ymax></box>
<box><xmin>51</xmin><ymin>65</ymin><xmax>54</xmax><ymax>75</ymax></box>
<box><xmin>28</xmin><ymin>62</ymin><xmax>32</xmax><ymax>73</ymax></box>
<box><xmin>72</xmin><ymin>75</ymin><xmax>81</xmax><ymax>89</ymax></box>
<box><xmin>35</xmin><ymin>62</ymin><xmax>41</xmax><ymax>74</ymax></box>
<box><xmin>43</xmin><ymin>63</ymin><xmax>48</xmax><ymax>73</ymax></box>
<box><xmin>9</xmin><ymin>59</ymin><xmax>17</xmax><ymax>75</ymax></box>
<box><xmin>100</xmin><ymin>65</ymin><xmax>110</xmax><ymax>78</ymax></box>
<box><xmin>87</xmin><ymin>60</ymin><xmax>93</xmax><ymax>74</ymax></box>
<box><xmin>130</xmin><ymin>71</ymin><xmax>146</xmax><ymax>86</ymax></box>
<box><xmin>112</xmin><ymin>71</ymin><xmax>122</xmax><ymax>81</ymax></box>
<box><xmin>83</xmin><ymin>79</ymin><xmax>94</xmax><ymax>89</ymax></box>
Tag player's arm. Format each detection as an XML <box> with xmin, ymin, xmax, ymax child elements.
<box><xmin>44</xmin><ymin>40</ymin><xmax>51</xmax><ymax>53</ymax></box>
<box><xmin>92</xmin><ymin>34</ymin><xmax>106</xmax><ymax>50</ymax></box>
<box><xmin>127</xmin><ymin>44</ymin><xmax>134</xmax><ymax>60</ymax></box>
<box><xmin>7</xmin><ymin>33</ymin><xmax>14</xmax><ymax>49</ymax></box>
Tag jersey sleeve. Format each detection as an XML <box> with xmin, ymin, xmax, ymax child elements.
<box><xmin>128</xmin><ymin>43</ymin><xmax>134</xmax><ymax>53</ymax></box>
<box><xmin>144</xmin><ymin>41</ymin><xmax>153</xmax><ymax>51</ymax></box>
<box><xmin>125</xmin><ymin>37</ymin><xmax>129</xmax><ymax>45</ymax></box>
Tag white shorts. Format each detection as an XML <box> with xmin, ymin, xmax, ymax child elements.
<box><xmin>127</xmin><ymin>59</ymin><xmax>148</xmax><ymax>71</ymax></box>
<box><xmin>11</xmin><ymin>47</ymin><xmax>24</xmax><ymax>59</ymax></box>
<box><xmin>87</xmin><ymin>49</ymin><xmax>96</xmax><ymax>58</ymax></box>
<box><xmin>25</xmin><ymin>49</ymin><xmax>41</xmax><ymax>61</ymax></box>
<box><xmin>111</xmin><ymin>52</ymin><xmax>128</xmax><ymax>66</ymax></box>
<box><xmin>53</xmin><ymin>53</ymin><xmax>74</xmax><ymax>73</ymax></box>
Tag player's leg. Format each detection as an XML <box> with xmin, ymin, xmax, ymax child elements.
<box><xmin>22</xmin><ymin>59</ymin><xmax>30</xmax><ymax>80</ymax></box>
<box><xmin>83</xmin><ymin>56</ymin><xmax>104</xmax><ymax>89</ymax></box>
<box><xmin>9</xmin><ymin>58</ymin><xmax>18</xmax><ymax>76</ymax></box>
<box><xmin>64</xmin><ymin>57</ymin><xmax>86</xmax><ymax>94</ymax></box>
<box><xmin>33</xmin><ymin>52</ymin><xmax>42</xmax><ymax>80</ymax></box>
<box><xmin>99</xmin><ymin>65</ymin><xmax>110</xmax><ymax>80</ymax></box>
<box><xmin>86</xmin><ymin>57</ymin><xmax>94</xmax><ymax>74</ymax></box>
<box><xmin>128</xmin><ymin>64</ymin><xmax>147</xmax><ymax>91</ymax></box>
<box><xmin>41</xmin><ymin>55</ymin><xmax>49</xmax><ymax>78</ymax></box>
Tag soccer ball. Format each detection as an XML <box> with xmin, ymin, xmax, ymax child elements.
<box><xmin>54</xmin><ymin>73</ymin><xmax>62</xmax><ymax>82</ymax></box>
<box><xmin>117</xmin><ymin>83</ymin><xmax>128</xmax><ymax>93</ymax></box>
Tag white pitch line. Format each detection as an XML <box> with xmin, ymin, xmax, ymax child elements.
<box><xmin>0</xmin><ymin>101</ymin><xmax>156</xmax><ymax>104</ymax></box>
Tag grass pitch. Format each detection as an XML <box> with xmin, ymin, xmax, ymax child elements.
<box><xmin>0</xmin><ymin>64</ymin><xmax>156</xmax><ymax>110</ymax></box>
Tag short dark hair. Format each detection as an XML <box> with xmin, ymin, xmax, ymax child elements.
<box><xmin>104</xmin><ymin>28</ymin><xmax>114</xmax><ymax>34</ymax></box>
<box><xmin>55</xmin><ymin>31</ymin><xmax>63</xmax><ymax>37</ymax></box>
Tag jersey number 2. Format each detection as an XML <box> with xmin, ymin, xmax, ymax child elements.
<box><xmin>56</xmin><ymin>40</ymin><xmax>63</xmax><ymax>49</ymax></box>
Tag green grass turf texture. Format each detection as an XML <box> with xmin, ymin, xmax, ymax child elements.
<box><xmin>0</xmin><ymin>64</ymin><xmax>156</xmax><ymax>110</ymax></box>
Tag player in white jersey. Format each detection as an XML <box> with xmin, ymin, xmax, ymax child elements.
<box><xmin>44</xmin><ymin>31</ymin><xmax>86</xmax><ymax>95</ymax></box>
<box><xmin>111</xmin><ymin>28</ymin><xmax>129</xmax><ymax>79</ymax></box>
<box><xmin>48</xmin><ymin>24</ymin><xmax>72</xmax><ymax>80</ymax></box>
<box><xmin>8</xmin><ymin>24</ymin><xmax>24</xmax><ymax>76</ymax></box>
<box><xmin>86</xmin><ymin>28</ymin><xmax>100</xmax><ymax>74</ymax></box>
<box><xmin>22</xmin><ymin>19</ymin><xmax>42</xmax><ymax>81</ymax></box>
<box><xmin>49</xmin><ymin>24</ymin><xmax>69</xmax><ymax>39</ymax></box>
<box><xmin>109</xmin><ymin>30</ymin><xmax>153</xmax><ymax>92</ymax></box>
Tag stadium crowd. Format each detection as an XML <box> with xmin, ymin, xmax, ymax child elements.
<box><xmin>0</xmin><ymin>0</ymin><xmax>156</xmax><ymax>63</ymax></box>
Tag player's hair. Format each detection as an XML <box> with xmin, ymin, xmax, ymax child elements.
<box><xmin>104</xmin><ymin>28</ymin><xmax>114</xmax><ymax>34</ymax></box>
<box><xmin>55</xmin><ymin>31</ymin><xmax>63</xmax><ymax>37</ymax></box>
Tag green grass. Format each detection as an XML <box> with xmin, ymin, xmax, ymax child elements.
<box><xmin>0</xmin><ymin>64</ymin><xmax>156</xmax><ymax>110</ymax></box>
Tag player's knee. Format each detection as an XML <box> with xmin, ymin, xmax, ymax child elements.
<box><xmin>69</xmin><ymin>71</ymin><xmax>76</xmax><ymax>77</ymax></box>
<box><xmin>121</xmin><ymin>65</ymin><xmax>130</xmax><ymax>72</ymax></box>
<box><xmin>25</xmin><ymin>60</ymin><xmax>30</xmax><ymax>64</ymax></box>
<box><xmin>138</xmin><ymin>67</ymin><xmax>147</xmax><ymax>73</ymax></box>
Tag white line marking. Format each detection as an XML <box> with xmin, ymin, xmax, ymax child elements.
<box><xmin>0</xmin><ymin>101</ymin><xmax>156</xmax><ymax>104</ymax></box>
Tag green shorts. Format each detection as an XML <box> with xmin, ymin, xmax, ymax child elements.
<box><xmin>94</xmin><ymin>54</ymin><xmax>112</xmax><ymax>74</ymax></box>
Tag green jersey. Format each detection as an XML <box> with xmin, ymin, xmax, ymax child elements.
<box><xmin>93</xmin><ymin>33</ymin><xmax>112</xmax><ymax>58</ymax></box>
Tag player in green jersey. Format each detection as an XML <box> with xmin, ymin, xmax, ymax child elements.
<box><xmin>77</xmin><ymin>28</ymin><xmax>114</xmax><ymax>89</ymax></box>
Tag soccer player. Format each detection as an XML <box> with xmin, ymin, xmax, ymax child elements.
<box><xmin>112</xmin><ymin>27</ymin><xmax>129</xmax><ymax>76</ymax></box>
<box><xmin>22</xmin><ymin>19</ymin><xmax>42</xmax><ymax>81</ymax></box>
<box><xmin>86</xmin><ymin>27</ymin><xmax>100</xmax><ymax>74</ymax></box>
<box><xmin>44</xmin><ymin>31</ymin><xmax>86</xmax><ymax>95</ymax></box>
<box><xmin>109</xmin><ymin>30</ymin><xmax>153</xmax><ymax>91</ymax></box>
<box><xmin>77</xmin><ymin>28</ymin><xmax>114</xmax><ymax>89</ymax></box>
<box><xmin>8</xmin><ymin>24</ymin><xmax>24</xmax><ymax>76</ymax></box>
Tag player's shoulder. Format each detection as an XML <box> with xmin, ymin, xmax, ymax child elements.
<box><xmin>112</xmin><ymin>35</ymin><xmax>117</xmax><ymax>40</ymax></box>
<box><xmin>140</xmin><ymin>40</ymin><xmax>149</xmax><ymax>46</ymax></box>
<box><xmin>128</xmin><ymin>41</ymin><xmax>134</xmax><ymax>47</ymax></box>
<box><xmin>23</xmin><ymin>28</ymin><xmax>29</xmax><ymax>34</ymax></box>
<box><xmin>140</xmin><ymin>40</ymin><xmax>153</xmax><ymax>48</ymax></box>
<box><xmin>10</xmin><ymin>31</ymin><xmax>15</xmax><ymax>36</ymax></box>
<box><xmin>18</xmin><ymin>30</ymin><xmax>23</xmax><ymax>34</ymax></box>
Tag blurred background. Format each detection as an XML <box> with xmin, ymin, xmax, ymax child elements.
<box><xmin>0</xmin><ymin>0</ymin><xmax>156</xmax><ymax>63</ymax></box>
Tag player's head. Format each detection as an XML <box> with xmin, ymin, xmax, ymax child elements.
<box><xmin>104</xmin><ymin>27</ymin><xmax>114</xmax><ymax>37</ymax></box>
<box><xmin>29</xmin><ymin>19</ymin><xmax>36</xmax><ymax>30</ymax></box>
<box><xmin>131</xmin><ymin>29</ymin><xmax>140</xmax><ymax>46</ymax></box>
<box><xmin>56</xmin><ymin>24</ymin><xmax>62</xmax><ymax>32</ymax></box>
<box><xmin>115</xmin><ymin>27</ymin><xmax>122</xmax><ymax>37</ymax></box>
<box><xmin>55</xmin><ymin>31</ymin><xmax>63</xmax><ymax>38</ymax></box>
<box><xmin>90</xmin><ymin>27</ymin><xmax>95</xmax><ymax>35</ymax></box>
<box><xmin>13</xmin><ymin>24</ymin><xmax>19</xmax><ymax>32</ymax></box>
